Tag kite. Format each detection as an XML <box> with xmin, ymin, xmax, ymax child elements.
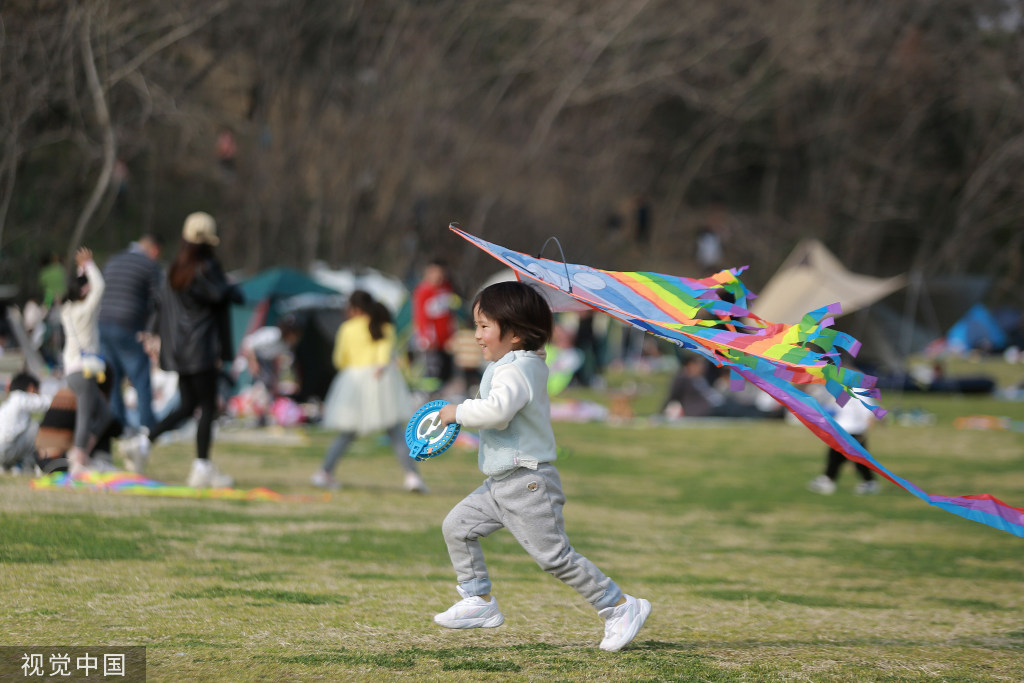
<box><xmin>451</xmin><ymin>225</ymin><xmax>1024</xmax><ymax>538</ymax></box>
<box><xmin>31</xmin><ymin>470</ymin><xmax>329</xmax><ymax>503</ymax></box>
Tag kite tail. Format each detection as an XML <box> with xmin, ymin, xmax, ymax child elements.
<box><xmin>733</xmin><ymin>365</ymin><xmax>1024</xmax><ymax>539</ymax></box>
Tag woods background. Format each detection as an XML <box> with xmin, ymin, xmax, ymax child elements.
<box><xmin>2</xmin><ymin>0</ymin><xmax>1023</xmax><ymax>301</ymax></box>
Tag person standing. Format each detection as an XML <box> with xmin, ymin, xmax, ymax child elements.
<box><xmin>412</xmin><ymin>259</ymin><xmax>458</xmax><ymax>394</ymax></box>
<box><xmin>61</xmin><ymin>246</ymin><xmax>115</xmax><ymax>473</ymax></box>
<box><xmin>142</xmin><ymin>212</ymin><xmax>243</xmax><ymax>488</ymax></box>
<box><xmin>37</xmin><ymin>252</ymin><xmax>67</xmax><ymax>369</ymax></box>
<box><xmin>98</xmin><ymin>235</ymin><xmax>163</xmax><ymax>435</ymax></box>
<box><xmin>38</xmin><ymin>252</ymin><xmax>66</xmax><ymax>309</ymax></box>
<box><xmin>807</xmin><ymin>393</ymin><xmax>879</xmax><ymax>495</ymax></box>
<box><xmin>311</xmin><ymin>290</ymin><xmax>426</xmax><ymax>493</ymax></box>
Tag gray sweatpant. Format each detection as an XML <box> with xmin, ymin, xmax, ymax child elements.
<box><xmin>66</xmin><ymin>371</ymin><xmax>114</xmax><ymax>450</ymax></box>
<box><xmin>441</xmin><ymin>463</ymin><xmax>622</xmax><ymax>611</ymax></box>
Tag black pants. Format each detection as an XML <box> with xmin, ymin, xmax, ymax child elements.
<box><xmin>824</xmin><ymin>434</ymin><xmax>874</xmax><ymax>482</ymax></box>
<box><xmin>149</xmin><ymin>369</ymin><xmax>219</xmax><ymax>460</ymax></box>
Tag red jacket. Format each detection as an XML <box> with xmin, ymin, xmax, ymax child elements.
<box><xmin>412</xmin><ymin>281</ymin><xmax>456</xmax><ymax>351</ymax></box>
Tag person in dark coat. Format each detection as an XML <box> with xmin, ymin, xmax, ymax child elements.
<box><xmin>139</xmin><ymin>212</ymin><xmax>243</xmax><ymax>488</ymax></box>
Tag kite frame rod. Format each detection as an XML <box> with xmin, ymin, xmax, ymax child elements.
<box><xmin>536</xmin><ymin>236</ymin><xmax>573</xmax><ymax>293</ymax></box>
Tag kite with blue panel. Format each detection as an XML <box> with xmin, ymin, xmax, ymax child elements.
<box><xmin>452</xmin><ymin>225</ymin><xmax>1024</xmax><ymax>539</ymax></box>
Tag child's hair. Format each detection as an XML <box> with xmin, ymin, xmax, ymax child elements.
<box><xmin>348</xmin><ymin>290</ymin><xmax>392</xmax><ymax>341</ymax></box>
<box><xmin>9</xmin><ymin>371</ymin><xmax>39</xmax><ymax>394</ymax></box>
<box><xmin>473</xmin><ymin>281</ymin><xmax>552</xmax><ymax>351</ymax></box>
<box><xmin>63</xmin><ymin>274</ymin><xmax>89</xmax><ymax>303</ymax></box>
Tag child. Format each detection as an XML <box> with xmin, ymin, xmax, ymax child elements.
<box><xmin>311</xmin><ymin>290</ymin><xmax>427</xmax><ymax>493</ymax></box>
<box><xmin>807</xmin><ymin>392</ymin><xmax>878</xmax><ymax>495</ymax></box>
<box><xmin>0</xmin><ymin>372</ymin><xmax>51</xmax><ymax>473</ymax></box>
<box><xmin>435</xmin><ymin>281</ymin><xmax>650</xmax><ymax>652</ymax></box>
<box><xmin>61</xmin><ymin>246</ymin><xmax>115</xmax><ymax>473</ymax></box>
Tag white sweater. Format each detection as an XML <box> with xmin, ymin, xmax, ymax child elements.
<box><xmin>456</xmin><ymin>350</ymin><xmax>557</xmax><ymax>477</ymax></box>
<box><xmin>60</xmin><ymin>260</ymin><xmax>105</xmax><ymax>374</ymax></box>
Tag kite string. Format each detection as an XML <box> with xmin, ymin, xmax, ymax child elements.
<box><xmin>536</xmin><ymin>236</ymin><xmax>573</xmax><ymax>294</ymax></box>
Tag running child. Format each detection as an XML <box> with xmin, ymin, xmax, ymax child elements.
<box><xmin>434</xmin><ymin>280</ymin><xmax>650</xmax><ymax>651</ymax></box>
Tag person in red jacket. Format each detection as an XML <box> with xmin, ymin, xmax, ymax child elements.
<box><xmin>412</xmin><ymin>259</ymin><xmax>458</xmax><ymax>394</ymax></box>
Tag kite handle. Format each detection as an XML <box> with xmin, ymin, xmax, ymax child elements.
<box><xmin>536</xmin><ymin>236</ymin><xmax>572</xmax><ymax>293</ymax></box>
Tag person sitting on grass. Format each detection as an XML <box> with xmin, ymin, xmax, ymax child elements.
<box><xmin>433</xmin><ymin>281</ymin><xmax>651</xmax><ymax>652</ymax></box>
<box><xmin>0</xmin><ymin>371</ymin><xmax>51</xmax><ymax>474</ymax></box>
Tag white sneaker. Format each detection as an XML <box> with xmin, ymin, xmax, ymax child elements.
<box><xmin>310</xmin><ymin>469</ymin><xmax>339</xmax><ymax>490</ymax></box>
<box><xmin>90</xmin><ymin>457</ymin><xmax>119</xmax><ymax>473</ymax></box>
<box><xmin>187</xmin><ymin>459</ymin><xmax>234</xmax><ymax>489</ymax></box>
<box><xmin>121</xmin><ymin>431</ymin><xmax>151</xmax><ymax>474</ymax></box>
<box><xmin>855</xmin><ymin>480</ymin><xmax>880</xmax><ymax>495</ymax></box>
<box><xmin>434</xmin><ymin>586</ymin><xmax>504</xmax><ymax>629</ymax></box>
<box><xmin>807</xmin><ymin>475</ymin><xmax>837</xmax><ymax>495</ymax></box>
<box><xmin>403</xmin><ymin>471</ymin><xmax>429</xmax><ymax>494</ymax></box>
<box><xmin>598</xmin><ymin>594</ymin><xmax>651</xmax><ymax>652</ymax></box>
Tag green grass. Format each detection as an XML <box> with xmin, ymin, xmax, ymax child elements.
<box><xmin>1</xmin><ymin>357</ymin><xmax>1023</xmax><ymax>681</ymax></box>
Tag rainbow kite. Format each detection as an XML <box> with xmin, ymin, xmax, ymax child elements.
<box><xmin>452</xmin><ymin>225</ymin><xmax>1024</xmax><ymax>538</ymax></box>
<box><xmin>31</xmin><ymin>470</ymin><xmax>329</xmax><ymax>503</ymax></box>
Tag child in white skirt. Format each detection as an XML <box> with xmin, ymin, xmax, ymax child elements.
<box><xmin>312</xmin><ymin>290</ymin><xmax>426</xmax><ymax>493</ymax></box>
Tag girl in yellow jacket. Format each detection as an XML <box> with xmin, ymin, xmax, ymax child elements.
<box><xmin>312</xmin><ymin>290</ymin><xmax>426</xmax><ymax>492</ymax></box>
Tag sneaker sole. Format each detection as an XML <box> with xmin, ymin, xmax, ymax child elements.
<box><xmin>600</xmin><ymin>599</ymin><xmax>651</xmax><ymax>652</ymax></box>
<box><xmin>433</xmin><ymin>613</ymin><xmax>505</xmax><ymax>629</ymax></box>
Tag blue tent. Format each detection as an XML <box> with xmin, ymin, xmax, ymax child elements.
<box><xmin>231</xmin><ymin>268</ymin><xmax>343</xmax><ymax>400</ymax></box>
<box><xmin>946</xmin><ymin>303</ymin><xmax>1007</xmax><ymax>353</ymax></box>
<box><xmin>231</xmin><ymin>268</ymin><xmax>339</xmax><ymax>349</ymax></box>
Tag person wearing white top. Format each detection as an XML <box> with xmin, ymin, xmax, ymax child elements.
<box><xmin>0</xmin><ymin>372</ymin><xmax>51</xmax><ymax>472</ymax></box>
<box><xmin>60</xmin><ymin>246</ymin><xmax>115</xmax><ymax>473</ymax></box>
<box><xmin>807</xmin><ymin>392</ymin><xmax>879</xmax><ymax>495</ymax></box>
<box><xmin>433</xmin><ymin>281</ymin><xmax>651</xmax><ymax>652</ymax></box>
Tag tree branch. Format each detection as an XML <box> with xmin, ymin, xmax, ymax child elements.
<box><xmin>67</xmin><ymin>9</ymin><xmax>116</xmax><ymax>262</ymax></box>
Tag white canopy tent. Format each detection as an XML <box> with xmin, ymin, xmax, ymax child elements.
<box><xmin>750</xmin><ymin>240</ymin><xmax>906</xmax><ymax>324</ymax></box>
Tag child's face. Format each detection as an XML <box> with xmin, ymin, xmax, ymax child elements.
<box><xmin>473</xmin><ymin>305</ymin><xmax>520</xmax><ymax>362</ymax></box>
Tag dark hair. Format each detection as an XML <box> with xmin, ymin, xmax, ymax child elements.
<box><xmin>9</xmin><ymin>371</ymin><xmax>39</xmax><ymax>394</ymax></box>
<box><xmin>64</xmin><ymin>273</ymin><xmax>89</xmax><ymax>303</ymax></box>
<box><xmin>348</xmin><ymin>290</ymin><xmax>392</xmax><ymax>341</ymax></box>
<box><xmin>277</xmin><ymin>313</ymin><xmax>300</xmax><ymax>336</ymax></box>
<box><xmin>473</xmin><ymin>281</ymin><xmax>552</xmax><ymax>351</ymax></box>
<box><xmin>140</xmin><ymin>233</ymin><xmax>163</xmax><ymax>248</ymax></box>
<box><xmin>168</xmin><ymin>240</ymin><xmax>215</xmax><ymax>290</ymax></box>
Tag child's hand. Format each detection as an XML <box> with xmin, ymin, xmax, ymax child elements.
<box><xmin>75</xmin><ymin>247</ymin><xmax>92</xmax><ymax>267</ymax></box>
<box><xmin>439</xmin><ymin>404</ymin><xmax>457</xmax><ymax>425</ymax></box>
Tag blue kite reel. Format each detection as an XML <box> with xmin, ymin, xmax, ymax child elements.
<box><xmin>406</xmin><ymin>400</ymin><xmax>461</xmax><ymax>461</ymax></box>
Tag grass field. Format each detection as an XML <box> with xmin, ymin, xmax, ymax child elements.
<box><xmin>1</xmin><ymin>359</ymin><xmax>1023</xmax><ymax>681</ymax></box>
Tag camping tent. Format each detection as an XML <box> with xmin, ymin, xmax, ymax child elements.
<box><xmin>750</xmin><ymin>240</ymin><xmax>906</xmax><ymax>324</ymax></box>
<box><xmin>232</xmin><ymin>267</ymin><xmax>340</xmax><ymax>344</ymax></box>
<box><xmin>231</xmin><ymin>268</ymin><xmax>343</xmax><ymax>401</ymax></box>
<box><xmin>946</xmin><ymin>303</ymin><xmax>1008</xmax><ymax>353</ymax></box>
<box><xmin>751</xmin><ymin>241</ymin><xmax>995</xmax><ymax>372</ymax></box>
